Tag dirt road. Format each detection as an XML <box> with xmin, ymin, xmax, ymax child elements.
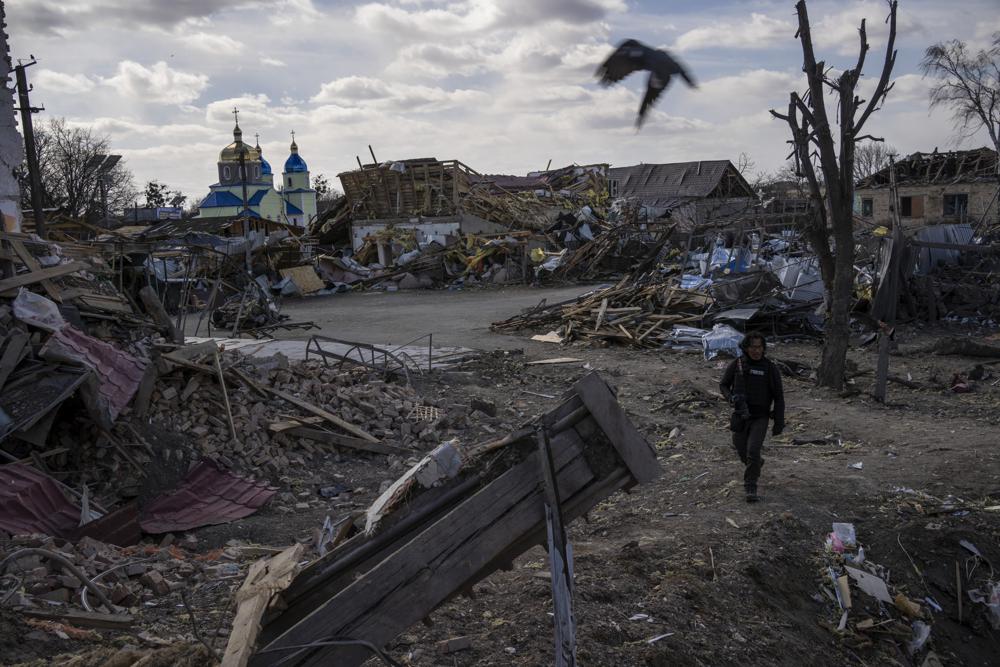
<box><xmin>275</xmin><ymin>284</ymin><xmax>596</xmax><ymax>349</ymax></box>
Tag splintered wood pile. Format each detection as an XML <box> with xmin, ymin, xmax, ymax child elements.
<box><xmin>491</xmin><ymin>275</ymin><xmax>712</xmax><ymax>348</ymax></box>
<box><xmin>554</xmin><ymin>221</ymin><xmax>675</xmax><ymax>279</ymax></box>
<box><xmin>233</xmin><ymin>372</ymin><xmax>661</xmax><ymax>667</ymax></box>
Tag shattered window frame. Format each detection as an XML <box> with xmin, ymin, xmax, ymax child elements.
<box><xmin>943</xmin><ymin>193</ymin><xmax>968</xmax><ymax>218</ymax></box>
<box><xmin>609</xmin><ymin>179</ymin><xmax>620</xmax><ymax>198</ymax></box>
<box><xmin>899</xmin><ymin>195</ymin><xmax>923</xmax><ymax>218</ymax></box>
<box><xmin>861</xmin><ymin>198</ymin><xmax>873</xmax><ymax>216</ymax></box>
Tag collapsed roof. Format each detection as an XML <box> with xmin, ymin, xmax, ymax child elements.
<box><xmin>856</xmin><ymin>147</ymin><xmax>999</xmax><ymax>189</ymax></box>
<box><xmin>609</xmin><ymin>160</ymin><xmax>756</xmax><ymax>207</ymax></box>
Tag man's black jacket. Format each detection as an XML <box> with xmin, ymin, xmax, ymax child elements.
<box><xmin>719</xmin><ymin>356</ymin><xmax>785</xmax><ymax>426</ymax></box>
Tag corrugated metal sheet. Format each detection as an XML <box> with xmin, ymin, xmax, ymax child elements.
<box><xmin>609</xmin><ymin>161</ymin><xmax>743</xmax><ymax>204</ymax></box>
<box><xmin>139</xmin><ymin>461</ymin><xmax>277</xmax><ymax>534</ymax></box>
<box><xmin>40</xmin><ymin>326</ymin><xmax>146</xmax><ymax>421</ymax></box>
<box><xmin>0</xmin><ymin>464</ymin><xmax>81</xmax><ymax>538</ymax></box>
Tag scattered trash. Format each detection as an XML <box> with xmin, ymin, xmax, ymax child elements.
<box><xmin>848</xmin><ymin>462</ymin><xmax>864</xmax><ymax>470</ymax></box>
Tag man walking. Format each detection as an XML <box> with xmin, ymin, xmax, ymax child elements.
<box><xmin>719</xmin><ymin>333</ymin><xmax>785</xmax><ymax>502</ymax></box>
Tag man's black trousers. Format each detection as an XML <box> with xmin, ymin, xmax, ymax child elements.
<box><xmin>732</xmin><ymin>416</ymin><xmax>768</xmax><ymax>485</ymax></box>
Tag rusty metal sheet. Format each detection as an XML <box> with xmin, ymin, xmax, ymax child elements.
<box><xmin>0</xmin><ymin>464</ymin><xmax>81</xmax><ymax>538</ymax></box>
<box><xmin>139</xmin><ymin>461</ymin><xmax>277</xmax><ymax>534</ymax></box>
<box><xmin>78</xmin><ymin>501</ymin><xmax>142</xmax><ymax>547</ymax></box>
<box><xmin>40</xmin><ymin>326</ymin><xmax>146</xmax><ymax>421</ymax></box>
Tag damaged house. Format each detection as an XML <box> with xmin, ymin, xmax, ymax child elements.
<box><xmin>335</xmin><ymin>158</ymin><xmax>507</xmax><ymax>253</ymax></box>
<box><xmin>855</xmin><ymin>147</ymin><xmax>999</xmax><ymax>229</ymax></box>
<box><xmin>607</xmin><ymin>160</ymin><xmax>757</xmax><ymax>239</ymax></box>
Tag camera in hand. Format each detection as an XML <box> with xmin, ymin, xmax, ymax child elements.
<box><xmin>731</xmin><ymin>393</ymin><xmax>750</xmax><ymax>420</ymax></box>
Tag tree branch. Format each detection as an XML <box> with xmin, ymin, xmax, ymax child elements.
<box><xmin>855</xmin><ymin>1</ymin><xmax>898</xmax><ymax>133</ymax></box>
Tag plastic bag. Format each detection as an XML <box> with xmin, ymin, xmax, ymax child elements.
<box><xmin>832</xmin><ymin>522</ymin><xmax>857</xmax><ymax>547</ymax></box>
<box><xmin>13</xmin><ymin>288</ymin><xmax>65</xmax><ymax>332</ymax></box>
<box><xmin>967</xmin><ymin>582</ymin><xmax>1000</xmax><ymax>629</ymax></box>
<box><xmin>702</xmin><ymin>324</ymin><xmax>743</xmax><ymax>360</ymax></box>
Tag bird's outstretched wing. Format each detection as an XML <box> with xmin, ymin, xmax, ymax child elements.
<box><xmin>637</xmin><ymin>71</ymin><xmax>671</xmax><ymax>128</ymax></box>
<box><xmin>595</xmin><ymin>38</ymin><xmax>653</xmax><ymax>85</ymax></box>
<box><xmin>657</xmin><ymin>50</ymin><xmax>697</xmax><ymax>88</ymax></box>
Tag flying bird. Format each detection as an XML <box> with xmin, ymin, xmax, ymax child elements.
<box><xmin>596</xmin><ymin>39</ymin><xmax>697</xmax><ymax>128</ymax></box>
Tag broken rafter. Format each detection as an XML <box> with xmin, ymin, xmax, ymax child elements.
<box><xmin>248</xmin><ymin>372</ymin><xmax>660</xmax><ymax>667</ymax></box>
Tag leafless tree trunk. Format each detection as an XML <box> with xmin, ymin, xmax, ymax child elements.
<box><xmin>771</xmin><ymin>0</ymin><xmax>897</xmax><ymax>390</ymax></box>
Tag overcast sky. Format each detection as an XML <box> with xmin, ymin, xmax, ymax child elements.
<box><xmin>7</xmin><ymin>0</ymin><xmax>998</xmax><ymax>203</ymax></box>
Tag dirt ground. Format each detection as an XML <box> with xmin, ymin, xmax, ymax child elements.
<box><xmin>11</xmin><ymin>286</ymin><xmax>1000</xmax><ymax>666</ymax></box>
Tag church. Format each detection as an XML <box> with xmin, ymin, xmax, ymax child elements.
<box><xmin>196</xmin><ymin>118</ymin><xmax>317</xmax><ymax>227</ymax></box>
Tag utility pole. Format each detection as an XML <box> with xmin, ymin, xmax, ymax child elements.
<box><xmin>234</xmin><ymin>108</ymin><xmax>252</xmax><ymax>272</ymax></box>
<box><xmin>873</xmin><ymin>155</ymin><xmax>901</xmax><ymax>403</ymax></box>
<box><xmin>13</xmin><ymin>57</ymin><xmax>46</xmax><ymax>238</ymax></box>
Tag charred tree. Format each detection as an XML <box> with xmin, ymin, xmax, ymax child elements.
<box><xmin>771</xmin><ymin>0</ymin><xmax>897</xmax><ymax>389</ymax></box>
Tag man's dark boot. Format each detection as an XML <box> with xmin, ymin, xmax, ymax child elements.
<box><xmin>745</xmin><ymin>483</ymin><xmax>760</xmax><ymax>503</ymax></box>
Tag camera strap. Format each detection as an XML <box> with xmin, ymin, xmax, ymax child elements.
<box><xmin>734</xmin><ymin>354</ymin><xmax>747</xmax><ymax>399</ymax></box>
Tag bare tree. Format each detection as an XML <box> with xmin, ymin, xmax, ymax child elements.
<box><xmin>771</xmin><ymin>0</ymin><xmax>897</xmax><ymax>390</ymax></box>
<box><xmin>20</xmin><ymin>118</ymin><xmax>137</xmax><ymax>220</ymax></box>
<box><xmin>854</xmin><ymin>141</ymin><xmax>897</xmax><ymax>181</ymax></box>
<box><xmin>920</xmin><ymin>34</ymin><xmax>1000</xmax><ymax>225</ymax></box>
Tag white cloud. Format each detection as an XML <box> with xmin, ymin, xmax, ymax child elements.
<box><xmin>8</xmin><ymin>0</ymin><xmax>265</xmax><ymax>35</ymax></box>
<box><xmin>674</xmin><ymin>13</ymin><xmax>793</xmax><ymax>52</ymax></box>
<box><xmin>311</xmin><ymin>76</ymin><xmax>488</xmax><ymax>111</ymax></box>
<box><xmin>205</xmin><ymin>94</ymin><xmax>274</xmax><ymax>125</ymax></box>
<box><xmin>355</xmin><ymin>0</ymin><xmax>623</xmax><ymax>40</ymax></box>
<box><xmin>388</xmin><ymin>43</ymin><xmax>490</xmax><ymax>78</ymax></box>
<box><xmin>270</xmin><ymin>0</ymin><xmax>322</xmax><ymax>26</ymax></box>
<box><xmin>260</xmin><ymin>57</ymin><xmax>287</xmax><ymax>67</ymax></box>
<box><xmin>101</xmin><ymin>61</ymin><xmax>209</xmax><ymax>105</ymax></box>
<box><xmin>85</xmin><ymin>117</ymin><xmax>218</xmax><ymax>141</ymax></box>
<box><xmin>178</xmin><ymin>32</ymin><xmax>246</xmax><ymax>53</ymax></box>
<box><xmin>812</xmin><ymin>1</ymin><xmax>926</xmax><ymax>56</ymax></box>
<box><xmin>696</xmin><ymin>69</ymin><xmax>802</xmax><ymax>111</ymax></box>
<box><xmin>34</xmin><ymin>69</ymin><xmax>96</xmax><ymax>94</ymax></box>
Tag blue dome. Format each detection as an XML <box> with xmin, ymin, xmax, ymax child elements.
<box><xmin>284</xmin><ymin>153</ymin><xmax>307</xmax><ymax>173</ymax></box>
<box><xmin>260</xmin><ymin>156</ymin><xmax>272</xmax><ymax>176</ymax></box>
<box><xmin>284</xmin><ymin>139</ymin><xmax>308</xmax><ymax>173</ymax></box>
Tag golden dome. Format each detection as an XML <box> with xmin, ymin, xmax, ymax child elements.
<box><xmin>219</xmin><ymin>124</ymin><xmax>261</xmax><ymax>162</ymax></box>
<box><xmin>219</xmin><ymin>141</ymin><xmax>260</xmax><ymax>163</ymax></box>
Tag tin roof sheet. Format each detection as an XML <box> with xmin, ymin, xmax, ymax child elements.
<box><xmin>139</xmin><ymin>461</ymin><xmax>277</xmax><ymax>534</ymax></box>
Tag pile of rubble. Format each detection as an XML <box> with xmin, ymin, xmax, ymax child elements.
<box><xmin>2</xmin><ymin>533</ymin><xmax>211</xmax><ymax>617</ymax></box>
<box><xmin>493</xmin><ymin>266</ymin><xmax>821</xmax><ymax>348</ymax></box>
<box><xmin>142</xmin><ymin>349</ymin><xmax>445</xmax><ymax>478</ymax></box>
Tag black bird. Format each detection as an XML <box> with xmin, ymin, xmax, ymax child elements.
<box><xmin>596</xmin><ymin>39</ymin><xmax>697</xmax><ymax>128</ymax></box>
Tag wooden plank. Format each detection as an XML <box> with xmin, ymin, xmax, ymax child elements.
<box><xmin>572</xmin><ymin>372</ymin><xmax>661</xmax><ymax>484</ymax></box>
<box><xmin>279</xmin><ymin>266</ymin><xmax>324</xmax><ymax>295</ymax></box>
<box><xmin>21</xmin><ymin>609</ymin><xmax>134</xmax><ymax>629</ymax></box>
<box><xmin>253</xmin><ymin>429</ymin><xmax>594</xmax><ymax>667</ymax></box>
<box><xmin>525</xmin><ymin>357</ymin><xmax>582</xmax><ymax>365</ymax></box>
<box><xmin>214</xmin><ymin>351</ymin><xmax>238</xmax><ymax>443</ymax></box>
<box><xmin>0</xmin><ymin>260</ymin><xmax>89</xmax><ymax>292</ymax></box>
<box><xmin>537</xmin><ymin>428</ymin><xmax>577</xmax><ymax>667</ymax></box>
<box><xmin>0</xmin><ymin>330</ymin><xmax>29</xmax><ymax>391</ymax></box>
<box><xmin>139</xmin><ymin>285</ymin><xmax>183</xmax><ymax>344</ymax></box>
<box><xmin>908</xmin><ymin>240</ymin><xmax>999</xmax><ymax>253</ymax></box>
<box><xmin>76</xmin><ymin>293</ymin><xmax>133</xmax><ymax>314</ymax></box>
<box><xmin>10</xmin><ymin>240</ymin><xmax>61</xmax><ymax>302</ymax></box>
<box><xmin>593</xmin><ymin>298</ymin><xmax>608</xmax><ymax>332</ymax></box>
<box><xmin>283</xmin><ymin>426</ymin><xmax>408</xmax><ymax>456</ymax></box>
<box><xmin>222</xmin><ymin>544</ymin><xmax>305</xmax><ymax>667</ymax></box>
<box><xmin>263</xmin><ymin>386</ymin><xmax>379</xmax><ymax>443</ymax></box>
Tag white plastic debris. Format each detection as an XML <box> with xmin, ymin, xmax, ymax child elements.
<box><xmin>13</xmin><ymin>288</ymin><xmax>66</xmax><ymax>332</ymax></box>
